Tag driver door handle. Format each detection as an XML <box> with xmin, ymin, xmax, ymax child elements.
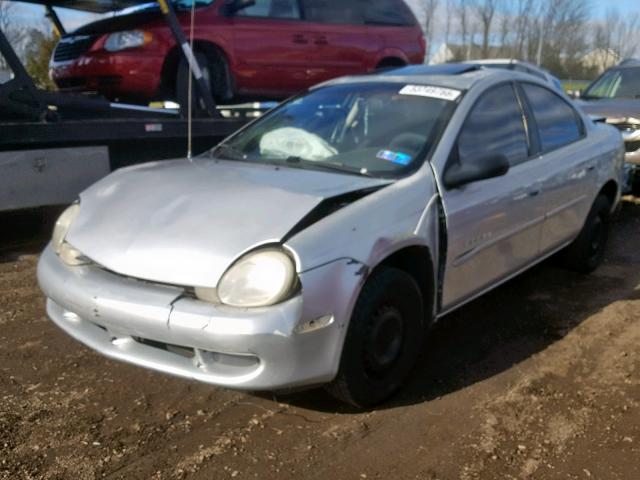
<box><xmin>314</xmin><ymin>35</ymin><xmax>328</xmax><ymax>45</ymax></box>
<box><xmin>292</xmin><ymin>34</ymin><xmax>309</xmax><ymax>44</ymax></box>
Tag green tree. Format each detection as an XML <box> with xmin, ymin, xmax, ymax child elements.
<box><xmin>25</xmin><ymin>29</ymin><xmax>58</xmax><ymax>90</ymax></box>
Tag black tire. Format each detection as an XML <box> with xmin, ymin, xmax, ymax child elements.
<box><xmin>176</xmin><ymin>51</ymin><xmax>216</xmax><ymax>117</ymax></box>
<box><xmin>561</xmin><ymin>194</ymin><xmax>611</xmax><ymax>273</ymax></box>
<box><xmin>325</xmin><ymin>267</ymin><xmax>426</xmax><ymax>408</ymax></box>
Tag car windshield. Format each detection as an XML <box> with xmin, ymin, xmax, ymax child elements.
<box><xmin>211</xmin><ymin>83</ymin><xmax>458</xmax><ymax>178</ymax></box>
<box><xmin>583</xmin><ymin>67</ymin><xmax>640</xmax><ymax>99</ymax></box>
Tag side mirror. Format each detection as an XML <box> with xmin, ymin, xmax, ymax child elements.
<box><xmin>222</xmin><ymin>0</ymin><xmax>256</xmax><ymax>16</ymax></box>
<box><xmin>443</xmin><ymin>153</ymin><xmax>510</xmax><ymax>189</ymax></box>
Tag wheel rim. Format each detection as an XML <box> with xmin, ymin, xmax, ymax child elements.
<box><xmin>364</xmin><ymin>305</ymin><xmax>404</xmax><ymax>379</ymax></box>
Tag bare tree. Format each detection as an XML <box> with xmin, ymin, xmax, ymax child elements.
<box><xmin>615</xmin><ymin>11</ymin><xmax>640</xmax><ymax>59</ymax></box>
<box><xmin>421</xmin><ymin>0</ymin><xmax>440</xmax><ymax>62</ymax></box>
<box><xmin>472</xmin><ymin>0</ymin><xmax>501</xmax><ymax>57</ymax></box>
<box><xmin>513</xmin><ymin>0</ymin><xmax>535</xmax><ymax>60</ymax></box>
<box><xmin>454</xmin><ymin>0</ymin><xmax>473</xmax><ymax>60</ymax></box>
<box><xmin>0</xmin><ymin>0</ymin><xmax>28</xmax><ymax>69</ymax></box>
<box><xmin>444</xmin><ymin>0</ymin><xmax>454</xmax><ymax>46</ymax></box>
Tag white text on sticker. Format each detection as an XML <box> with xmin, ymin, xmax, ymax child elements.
<box><xmin>399</xmin><ymin>85</ymin><xmax>461</xmax><ymax>101</ymax></box>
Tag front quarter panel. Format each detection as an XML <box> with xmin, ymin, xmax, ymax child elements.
<box><xmin>286</xmin><ymin>169</ymin><xmax>439</xmax><ymax>275</ymax></box>
<box><xmin>285</xmin><ymin>169</ymin><xmax>440</xmax><ymax>375</ymax></box>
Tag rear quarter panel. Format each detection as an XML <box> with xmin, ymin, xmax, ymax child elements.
<box><xmin>585</xmin><ymin>120</ymin><xmax>625</xmax><ymax>209</ymax></box>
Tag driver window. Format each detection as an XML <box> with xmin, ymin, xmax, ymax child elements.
<box><xmin>236</xmin><ymin>0</ymin><xmax>301</xmax><ymax>19</ymax></box>
<box><xmin>457</xmin><ymin>84</ymin><xmax>529</xmax><ymax>168</ymax></box>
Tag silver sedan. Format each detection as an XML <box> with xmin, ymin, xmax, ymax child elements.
<box><xmin>38</xmin><ymin>65</ymin><xmax>624</xmax><ymax>407</ymax></box>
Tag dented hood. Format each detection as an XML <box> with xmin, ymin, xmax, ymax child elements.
<box><xmin>66</xmin><ymin>158</ymin><xmax>388</xmax><ymax>288</ymax></box>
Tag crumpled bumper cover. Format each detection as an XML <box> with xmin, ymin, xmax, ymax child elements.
<box><xmin>37</xmin><ymin>246</ymin><xmax>364</xmax><ymax>390</ymax></box>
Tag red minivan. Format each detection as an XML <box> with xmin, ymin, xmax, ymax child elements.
<box><xmin>50</xmin><ymin>0</ymin><xmax>426</xmax><ymax>105</ymax></box>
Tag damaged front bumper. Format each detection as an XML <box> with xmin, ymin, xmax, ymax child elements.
<box><xmin>37</xmin><ymin>246</ymin><xmax>364</xmax><ymax>390</ymax></box>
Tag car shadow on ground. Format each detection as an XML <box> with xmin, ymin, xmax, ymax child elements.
<box><xmin>277</xmin><ymin>198</ymin><xmax>640</xmax><ymax>413</ymax></box>
<box><xmin>0</xmin><ymin>207</ymin><xmax>59</xmax><ymax>263</ymax></box>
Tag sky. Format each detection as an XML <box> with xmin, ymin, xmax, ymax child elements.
<box><xmin>594</xmin><ymin>0</ymin><xmax>639</xmax><ymax>17</ymax></box>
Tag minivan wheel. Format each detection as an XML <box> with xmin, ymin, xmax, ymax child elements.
<box><xmin>561</xmin><ymin>194</ymin><xmax>611</xmax><ymax>273</ymax></box>
<box><xmin>325</xmin><ymin>267</ymin><xmax>425</xmax><ymax>408</ymax></box>
<box><xmin>176</xmin><ymin>51</ymin><xmax>216</xmax><ymax>117</ymax></box>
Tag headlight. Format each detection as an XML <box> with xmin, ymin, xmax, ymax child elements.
<box><xmin>104</xmin><ymin>30</ymin><xmax>151</xmax><ymax>52</ymax></box>
<box><xmin>197</xmin><ymin>249</ymin><xmax>297</xmax><ymax>308</ymax></box>
<box><xmin>52</xmin><ymin>203</ymin><xmax>80</xmax><ymax>254</ymax></box>
<box><xmin>52</xmin><ymin>203</ymin><xmax>88</xmax><ymax>266</ymax></box>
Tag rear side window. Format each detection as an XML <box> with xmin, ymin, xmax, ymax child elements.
<box><xmin>366</xmin><ymin>0</ymin><xmax>417</xmax><ymax>26</ymax></box>
<box><xmin>458</xmin><ymin>84</ymin><xmax>529</xmax><ymax>167</ymax></box>
<box><xmin>522</xmin><ymin>83</ymin><xmax>582</xmax><ymax>152</ymax></box>
<box><xmin>236</xmin><ymin>0</ymin><xmax>301</xmax><ymax>19</ymax></box>
<box><xmin>301</xmin><ymin>0</ymin><xmax>364</xmax><ymax>24</ymax></box>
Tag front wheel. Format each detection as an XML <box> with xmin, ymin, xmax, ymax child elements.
<box><xmin>561</xmin><ymin>194</ymin><xmax>611</xmax><ymax>273</ymax></box>
<box><xmin>325</xmin><ymin>267</ymin><xmax>426</xmax><ymax>408</ymax></box>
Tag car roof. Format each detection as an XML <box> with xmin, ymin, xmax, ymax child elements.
<box><xmin>315</xmin><ymin>63</ymin><xmax>541</xmax><ymax>91</ymax></box>
<box><xmin>468</xmin><ymin>58</ymin><xmax>523</xmax><ymax>65</ymax></box>
<box><xmin>615</xmin><ymin>59</ymin><xmax>640</xmax><ymax>69</ymax></box>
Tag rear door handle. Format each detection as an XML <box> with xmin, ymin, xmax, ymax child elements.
<box><xmin>314</xmin><ymin>35</ymin><xmax>328</xmax><ymax>45</ymax></box>
<box><xmin>292</xmin><ymin>34</ymin><xmax>309</xmax><ymax>44</ymax></box>
<box><xmin>513</xmin><ymin>189</ymin><xmax>540</xmax><ymax>201</ymax></box>
<box><xmin>587</xmin><ymin>165</ymin><xmax>596</xmax><ymax>172</ymax></box>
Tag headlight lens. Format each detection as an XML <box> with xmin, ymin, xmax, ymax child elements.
<box><xmin>104</xmin><ymin>30</ymin><xmax>150</xmax><ymax>52</ymax></box>
<box><xmin>211</xmin><ymin>249</ymin><xmax>297</xmax><ymax>308</ymax></box>
<box><xmin>52</xmin><ymin>203</ymin><xmax>80</xmax><ymax>254</ymax></box>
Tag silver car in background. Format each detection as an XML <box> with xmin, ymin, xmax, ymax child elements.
<box><xmin>38</xmin><ymin>65</ymin><xmax>624</xmax><ymax>407</ymax></box>
<box><xmin>577</xmin><ymin>59</ymin><xmax>640</xmax><ymax>194</ymax></box>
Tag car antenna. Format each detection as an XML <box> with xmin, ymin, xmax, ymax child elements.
<box><xmin>187</xmin><ymin>0</ymin><xmax>196</xmax><ymax>161</ymax></box>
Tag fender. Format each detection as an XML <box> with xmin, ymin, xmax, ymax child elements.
<box><xmin>371</xmin><ymin>48</ymin><xmax>411</xmax><ymax>69</ymax></box>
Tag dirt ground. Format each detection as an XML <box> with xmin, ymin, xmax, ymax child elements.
<box><xmin>1</xmin><ymin>199</ymin><xmax>639</xmax><ymax>480</ymax></box>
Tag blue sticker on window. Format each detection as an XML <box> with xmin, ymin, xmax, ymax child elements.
<box><xmin>377</xmin><ymin>150</ymin><xmax>413</xmax><ymax>166</ymax></box>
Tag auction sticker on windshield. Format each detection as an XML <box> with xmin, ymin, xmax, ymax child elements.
<box><xmin>399</xmin><ymin>85</ymin><xmax>461</xmax><ymax>101</ymax></box>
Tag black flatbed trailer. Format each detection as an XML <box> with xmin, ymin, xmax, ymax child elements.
<box><xmin>0</xmin><ymin>0</ymin><xmax>267</xmax><ymax>211</ymax></box>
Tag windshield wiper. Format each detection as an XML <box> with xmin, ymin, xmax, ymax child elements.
<box><xmin>284</xmin><ymin>156</ymin><xmax>372</xmax><ymax>177</ymax></box>
<box><xmin>210</xmin><ymin>144</ymin><xmax>247</xmax><ymax>161</ymax></box>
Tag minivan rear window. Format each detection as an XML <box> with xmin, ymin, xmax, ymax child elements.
<box><xmin>301</xmin><ymin>0</ymin><xmax>363</xmax><ymax>24</ymax></box>
<box><xmin>236</xmin><ymin>0</ymin><xmax>301</xmax><ymax>19</ymax></box>
<box><xmin>366</xmin><ymin>0</ymin><xmax>417</xmax><ymax>26</ymax></box>
<box><xmin>301</xmin><ymin>0</ymin><xmax>416</xmax><ymax>26</ymax></box>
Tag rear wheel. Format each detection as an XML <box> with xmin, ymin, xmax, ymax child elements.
<box><xmin>375</xmin><ymin>58</ymin><xmax>407</xmax><ymax>72</ymax></box>
<box><xmin>325</xmin><ymin>267</ymin><xmax>425</xmax><ymax>408</ymax></box>
<box><xmin>561</xmin><ymin>194</ymin><xmax>611</xmax><ymax>273</ymax></box>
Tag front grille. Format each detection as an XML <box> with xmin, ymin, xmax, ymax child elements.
<box><xmin>53</xmin><ymin>35</ymin><xmax>98</xmax><ymax>62</ymax></box>
<box><xmin>625</xmin><ymin>140</ymin><xmax>640</xmax><ymax>153</ymax></box>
